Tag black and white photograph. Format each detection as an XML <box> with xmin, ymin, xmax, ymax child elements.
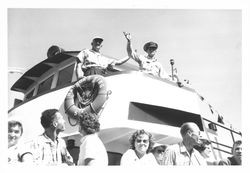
<box><xmin>1</xmin><ymin>0</ymin><xmax>249</xmax><ymax>170</ymax></box>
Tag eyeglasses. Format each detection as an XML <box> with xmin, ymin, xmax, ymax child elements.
<box><xmin>136</xmin><ymin>139</ymin><xmax>149</xmax><ymax>143</ymax></box>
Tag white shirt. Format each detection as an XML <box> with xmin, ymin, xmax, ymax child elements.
<box><xmin>78</xmin><ymin>133</ymin><xmax>108</xmax><ymax>166</ymax></box>
<box><xmin>77</xmin><ymin>49</ymin><xmax>114</xmax><ymax>69</ymax></box>
<box><xmin>163</xmin><ymin>142</ymin><xmax>207</xmax><ymax>165</ymax></box>
<box><xmin>120</xmin><ymin>149</ymin><xmax>158</xmax><ymax>166</ymax></box>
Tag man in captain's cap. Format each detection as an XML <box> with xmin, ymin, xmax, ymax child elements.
<box><xmin>76</xmin><ymin>36</ymin><xmax>130</xmax><ymax>79</ymax></box>
<box><xmin>123</xmin><ymin>32</ymin><xmax>169</xmax><ymax>79</ymax></box>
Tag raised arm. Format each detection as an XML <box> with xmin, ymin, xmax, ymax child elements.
<box><xmin>123</xmin><ymin>32</ymin><xmax>141</xmax><ymax>63</ymax></box>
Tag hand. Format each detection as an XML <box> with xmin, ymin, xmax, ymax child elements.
<box><xmin>123</xmin><ymin>32</ymin><xmax>131</xmax><ymax>41</ymax></box>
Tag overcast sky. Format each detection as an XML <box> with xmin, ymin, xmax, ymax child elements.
<box><xmin>7</xmin><ymin>8</ymin><xmax>242</xmax><ymax>130</ymax></box>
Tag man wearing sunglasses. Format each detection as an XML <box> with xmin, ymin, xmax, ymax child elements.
<box><xmin>123</xmin><ymin>32</ymin><xmax>169</xmax><ymax>79</ymax></box>
<box><xmin>163</xmin><ymin>122</ymin><xmax>207</xmax><ymax>165</ymax></box>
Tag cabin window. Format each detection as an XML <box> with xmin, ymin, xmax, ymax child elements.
<box><xmin>128</xmin><ymin>102</ymin><xmax>203</xmax><ymax>130</ymax></box>
<box><xmin>56</xmin><ymin>64</ymin><xmax>74</xmax><ymax>87</ymax></box>
<box><xmin>25</xmin><ymin>89</ymin><xmax>35</xmax><ymax>100</ymax></box>
<box><xmin>37</xmin><ymin>75</ymin><xmax>54</xmax><ymax>95</ymax></box>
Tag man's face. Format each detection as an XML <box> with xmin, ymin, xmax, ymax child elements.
<box><xmin>8</xmin><ymin>125</ymin><xmax>22</xmax><ymax>147</ymax></box>
<box><xmin>54</xmin><ymin>112</ymin><xmax>66</xmax><ymax>132</ymax></box>
<box><xmin>189</xmin><ymin>128</ymin><xmax>201</xmax><ymax>146</ymax></box>
<box><xmin>134</xmin><ymin>134</ymin><xmax>149</xmax><ymax>155</ymax></box>
<box><xmin>146</xmin><ymin>47</ymin><xmax>157</xmax><ymax>57</ymax></box>
<box><xmin>233</xmin><ymin>143</ymin><xmax>242</xmax><ymax>160</ymax></box>
<box><xmin>92</xmin><ymin>40</ymin><xmax>103</xmax><ymax>52</ymax></box>
<box><xmin>153</xmin><ymin>147</ymin><xmax>165</xmax><ymax>164</ymax></box>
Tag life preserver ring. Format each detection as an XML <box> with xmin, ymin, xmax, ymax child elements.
<box><xmin>64</xmin><ymin>75</ymin><xmax>108</xmax><ymax>121</ymax></box>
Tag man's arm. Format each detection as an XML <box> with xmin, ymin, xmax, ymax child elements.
<box><xmin>110</xmin><ymin>56</ymin><xmax>130</xmax><ymax>66</ymax></box>
<box><xmin>76</xmin><ymin>51</ymin><xmax>85</xmax><ymax>79</ymax></box>
<box><xmin>123</xmin><ymin>32</ymin><xmax>141</xmax><ymax>63</ymax></box>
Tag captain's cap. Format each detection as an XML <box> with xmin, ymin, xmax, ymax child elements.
<box><xmin>143</xmin><ymin>41</ymin><xmax>158</xmax><ymax>52</ymax></box>
<box><xmin>92</xmin><ymin>37</ymin><xmax>104</xmax><ymax>43</ymax></box>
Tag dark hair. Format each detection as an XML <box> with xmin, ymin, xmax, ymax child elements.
<box><xmin>40</xmin><ymin>109</ymin><xmax>59</xmax><ymax>129</ymax></box>
<box><xmin>129</xmin><ymin>129</ymin><xmax>154</xmax><ymax>153</ymax></box>
<box><xmin>8</xmin><ymin>120</ymin><xmax>23</xmax><ymax>135</ymax></box>
<box><xmin>79</xmin><ymin>112</ymin><xmax>100</xmax><ymax>135</ymax></box>
<box><xmin>232</xmin><ymin>140</ymin><xmax>242</xmax><ymax>153</ymax></box>
<box><xmin>194</xmin><ymin>139</ymin><xmax>211</xmax><ymax>152</ymax></box>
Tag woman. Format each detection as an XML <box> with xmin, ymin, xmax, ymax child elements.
<box><xmin>77</xmin><ymin>112</ymin><xmax>108</xmax><ymax>166</ymax></box>
<box><xmin>8</xmin><ymin>120</ymin><xmax>33</xmax><ymax>164</ymax></box>
<box><xmin>120</xmin><ymin>129</ymin><xmax>158</xmax><ymax>165</ymax></box>
<box><xmin>194</xmin><ymin>139</ymin><xmax>219</xmax><ymax>165</ymax></box>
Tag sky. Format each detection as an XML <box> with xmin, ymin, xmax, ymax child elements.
<box><xmin>7</xmin><ymin>8</ymin><xmax>242</xmax><ymax>131</ymax></box>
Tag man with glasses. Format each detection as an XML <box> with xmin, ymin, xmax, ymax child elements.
<box><xmin>76</xmin><ymin>36</ymin><xmax>130</xmax><ymax>79</ymax></box>
<box><xmin>123</xmin><ymin>32</ymin><xmax>169</xmax><ymax>79</ymax></box>
<box><xmin>163</xmin><ymin>122</ymin><xmax>207</xmax><ymax>165</ymax></box>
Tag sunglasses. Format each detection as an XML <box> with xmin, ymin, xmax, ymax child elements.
<box><xmin>136</xmin><ymin>139</ymin><xmax>149</xmax><ymax>143</ymax></box>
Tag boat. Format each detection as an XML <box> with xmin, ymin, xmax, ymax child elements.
<box><xmin>8</xmin><ymin>46</ymin><xmax>242</xmax><ymax>165</ymax></box>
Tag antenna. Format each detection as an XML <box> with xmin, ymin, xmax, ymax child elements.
<box><xmin>170</xmin><ymin>59</ymin><xmax>174</xmax><ymax>81</ymax></box>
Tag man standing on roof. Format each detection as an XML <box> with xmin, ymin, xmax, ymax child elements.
<box><xmin>123</xmin><ymin>32</ymin><xmax>170</xmax><ymax>79</ymax></box>
<box><xmin>163</xmin><ymin>122</ymin><xmax>207</xmax><ymax>165</ymax></box>
<box><xmin>76</xmin><ymin>37</ymin><xmax>130</xmax><ymax>79</ymax></box>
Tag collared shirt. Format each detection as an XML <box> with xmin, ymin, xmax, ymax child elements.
<box><xmin>78</xmin><ymin>133</ymin><xmax>108</xmax><ymax>166</ymax></box>
<box><xmin>120</xmin><ymin>149</ymin><xmax>158</xmax><ymax>166</ymax></box>
<box><xmin>77</xmin><ymin>49</ymin><xmax>114</xmax><ymax>69</ymax></box>
<box><xmin>163</xmin><ymin>142</ymin><xmax>207</xmax><ymax>166</ymax></box>
<box><xmin>8</xmin><ymin>143</ymin><xmax>32</xmax><ymax>164</ymax></box>
<box><xmin>130</xmin><ymin>51</ymin><xmax>168</xmax><ymax>78</ymax></box>
<box><xmin>29</xmin><ymin>133</ymin><xmax>73</xmax><ymax>166</ymax></box>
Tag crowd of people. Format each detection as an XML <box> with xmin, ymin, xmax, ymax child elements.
<box><xmin>8</xmin><ymin>33</ymin><xmax>241</xmax><ymax>166</ymax></box>
<box><xmin>8</xmin><ymin>110</ymin><xmax>242</xmax><ymax>166</ymax></box>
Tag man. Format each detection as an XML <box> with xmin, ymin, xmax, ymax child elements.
<box><xmin>151</xmin><ymin>143</ymin><xmax>167</xmax><ymax>165</ymax></box>
<box><xmin>123</xmin><ymin>32</ymin><xmax>169</xmax><ymax>79</ymax></box>
<box><xmin>76</xmin><ymin>36</ymin><xmax>130</xmax><ymax>79</ymax></box>
<box><xmin>163</xmin><ymin>122</ymin><xmax>207</xmax><ymax>165</ymax></box>
<box><xmin>219</xmin><ymin>140</ymin><xmax>242</xmax><ymax>165</ymax></box>
<box><xmin>77</xmin><ymin>112</ymin><xmax>108</xmax><ymax>166</ymax></box>
<box><xmin>30</xmin><ymin>109</ymin><xmax>74</xmax><ymax>165</ymax></box>
<box><xmin>8</xmin><ymin>120</ymin><xmax>33</xmax><ymax>164</ymax></box>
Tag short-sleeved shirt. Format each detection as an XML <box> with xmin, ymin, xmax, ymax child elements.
<box><xmin>8</xmin><ymin>143</ymin><xmax>32</xmax><ymax>164</ymax></box>
<box><xmin>130</xmin><ymin>52</ymin><xmax>168</xmax><ymax>78</ymax></box>
<box><xmin>77</xmin><ymin>49</ymin><xmax>114</xmax><ymax>69</ymax></box>
<box><xmin>29</xmin><ymin>133</ymin><xmax>73</xmax><ymax>166</ymax></box>
<box><xmin>163</xmin><ymin>142</ymin><xmax>207</xmax><ymax>166</ymax></box>
<box><xmin>77</xmin><ymin>133</ymin><xmax>108</xmax><ymax>166</ymax></box>
<box><xmin>120</xmin><ymin>149</ymin><xmax>158</xmax><ymax>166</ymax></box>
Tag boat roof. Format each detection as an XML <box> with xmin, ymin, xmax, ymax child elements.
<box><xmin>11</xmin><ymin>51</ymin><xmax>79</xmax><ymax>93</ymax></box>
<box><xmin>10</xmin><ymin>51</ymin><xmax>137</xmax><ymax>93</ymax></box>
